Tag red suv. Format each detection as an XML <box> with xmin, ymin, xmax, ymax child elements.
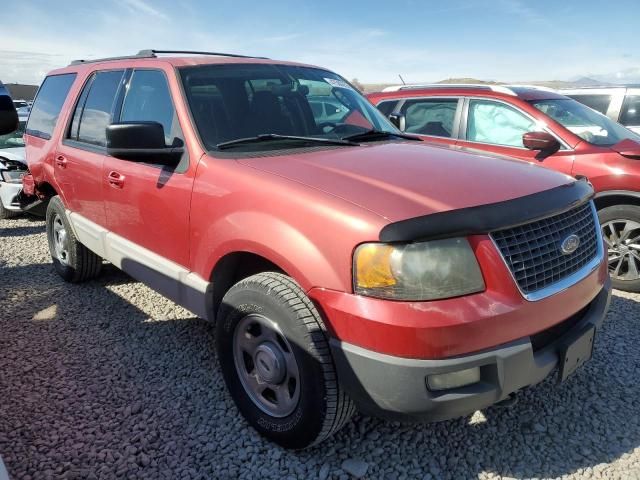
<box><xmin>368</xmin><ymin>84</ymin><xmax>640</xmax><ymax>292</ymax></box>
<box><xmin>23</xmin><ymin>52</ymin><xmax>610</xmax><ymax>448</ymax></box>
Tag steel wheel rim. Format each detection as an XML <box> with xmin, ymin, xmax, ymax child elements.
<box><xmin>52</xmin><ymin>213</ymin><xmax>70</xmax><ymax>267</ymax></box>
<box><xmin>232</xmin><ymin>314</ymin><xmax>300</xmax><ymax>418</ymax></box>
<box><xmin>602</xmin><ymin>218</ymin><xmax>640</xmax><ymax>281</ymax></box>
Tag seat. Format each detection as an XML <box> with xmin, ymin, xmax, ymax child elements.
<box><xmin>242</xmin><ymin>91</ymin><xmax>293</xmax><ymax>137</ymax></box>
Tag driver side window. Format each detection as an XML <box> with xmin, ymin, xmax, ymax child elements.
<box><xmin>466</xmin><ymin>99</ymin><xmax>536</xmax><ymax>148</ymax></box>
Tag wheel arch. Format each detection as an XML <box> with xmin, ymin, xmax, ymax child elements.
<box><xmin>593</xmin><ymin>190</ymin><xmax>640</xmax><ymax>211</ymax></box>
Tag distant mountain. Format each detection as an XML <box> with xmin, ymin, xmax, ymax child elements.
<box><xmin>571</xmin><ymin>76</ymin><xmax>609</xmax><ymax>86</ymax></box>
<box><xmin>572</xmin><ymin>69</ymin><xmax>640</xmax><ymax>86</ymax></box>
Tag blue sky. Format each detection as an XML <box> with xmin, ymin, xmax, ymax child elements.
<box><xmin>3</xmin><ymin>0</ymin><xmax>639</xmax><ymax>85</ymax></box>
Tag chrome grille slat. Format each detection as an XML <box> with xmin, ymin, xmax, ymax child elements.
<box><xmin>491</xmin><ymin>202</ymin><xmax>599</xmax><ymax>295</ymax></box>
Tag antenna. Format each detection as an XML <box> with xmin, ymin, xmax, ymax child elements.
<box><xmin>398</xmin><ymin>74</ymin><xmax>406</xmax><ymax>85</ymax></box>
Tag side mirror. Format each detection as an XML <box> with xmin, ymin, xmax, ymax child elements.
<box><xmin>522</xmin><ymin>131</ymin><xmax>560</xmax><ymax>153</ymax></box>
<box><xmin>106</xmin><ymin>122</ymin><xmax>183</xmax><ymax>166</ymax></box>
<box><xmin>388</xmin><ymin>113</ymin><xmax>406</xmax><ymax>132</ymax></box>
<box><xmin>0</xmin><ymin>93</ymin><xmax>19</xmax><ymax>135</ymax></box>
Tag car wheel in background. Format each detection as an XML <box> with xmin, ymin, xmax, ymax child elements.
<box><xmin>46</xmin><ymin>196</ymin><xmax>102</xmax><ymax>282</ymax></box>
<box><xmin>599</xmin><ymin>204</ymin><xmax>640</xmax><ymax>292</ymax></box>
<box><xmin>216</xmin><ymin>272</ymin><xmax>355</xmax><ymax>449</ymax></box>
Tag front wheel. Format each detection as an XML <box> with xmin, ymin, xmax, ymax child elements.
<box><xmin>599</xmin><ymin>204</ymin><xmax>640</xmax><ymax>292</ymax></box>
<box><xmin>216</xmin><ymin>272</ymin><xmax>355</xmax><ymax>449</ymax></box>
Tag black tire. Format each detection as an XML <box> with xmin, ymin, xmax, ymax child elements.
<box><xmin>0</xmin><ymin>200</ymin><xmax>21</xmax><ymax>219</ymax></box>
<box><xmin>46</xmin><ymin>196</ymin><xmax>102</xmax><ymax>282</ymax></box>
<box><xmin>598</xmin><ymin>204</ymin><xmax>640</xmax><ymax>292</ymax></box>
<box><xmin>216</xmin><ymin>272</ymin><xmax>355</xmax><ymax>449</ymax></box>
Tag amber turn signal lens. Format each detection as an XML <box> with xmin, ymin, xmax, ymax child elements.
<box><xmin>355</xmin><ymin>244</ymin><xmax>396</xmax><ymax>288</ymax></box>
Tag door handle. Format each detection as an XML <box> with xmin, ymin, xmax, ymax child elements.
<box><xmin>107</xmin><ymin>171</ymin><xmax>125</xmax><ymax>188</ymax></box>
<box><xmin>55</xmin><ymin>155</ymin><xmax>68</xmax><ymax>168</ymax></box>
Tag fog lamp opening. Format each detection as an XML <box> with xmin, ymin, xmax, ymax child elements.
<box><xmin>427</xmin><ymin>367</ymin><xmax>481</xmax><ymax>391</ymax></box>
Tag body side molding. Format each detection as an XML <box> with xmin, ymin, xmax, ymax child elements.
<box><xmin>66</xmin><ymin>211</ymin><xmax>211</xmax><ymax>320</ymax></box>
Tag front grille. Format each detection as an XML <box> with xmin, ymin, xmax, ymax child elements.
<box><xmin>491</xmin><ymin>202</ymin><xmax>599</xmax><ymax>296</ymax></box>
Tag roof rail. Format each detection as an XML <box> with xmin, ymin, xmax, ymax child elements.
<box><xmin>381</xmin><ymin>83</ymin><xmax>517</xmax><ymax>96</ymax></box>
<box><xmin>505</xmin><ymin>84</ymin><xmax>557</xmax><ymax>92</ymax></box>
<box><xmin>69</xmin><ymin>49</ymin><xmax>267</xmax><ymax>66</ymax></box>
<box><xmin>137</xmin><ymin>49</ymin><xmax>269</xmax><ymax>59</ymax></box>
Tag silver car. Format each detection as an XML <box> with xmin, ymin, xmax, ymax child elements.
<box><xmin>560</xmin><ymin>86</ymin><xmax>640</xmax><ymax>135</ymax></box>
<box><xmin>0</xmin><ymin>115</ymin><xmax>27</xmax><ymax>218</ymax></box>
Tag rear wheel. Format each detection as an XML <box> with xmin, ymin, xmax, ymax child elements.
<box><xmin>46</xmin><ymin>196</ymin><xmax>102</xmax><ymax>282</ymax></box>
<box><xmin>599</xmin><ymin>204</ymin><xmax>640</xmax><ymax>292</ymax></box>
<box><xmin>216</xmin><ymin>272</ymin><xmax>355</xmax><ymax>449</ymax></box>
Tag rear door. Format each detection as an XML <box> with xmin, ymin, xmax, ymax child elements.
<box><xmin>456</xmin><ymin>98</ymin><xmax>575</xmax><ymax>175</ymax></box>
<box><xmin>102</xmin><ymin>68</ymin><xmax>193</xmax><ymax>267</ymax></box>
<box><xmin>56</xmin><ymin>69</ymin><xmax>126</xmax><ymax>228</ymax></box>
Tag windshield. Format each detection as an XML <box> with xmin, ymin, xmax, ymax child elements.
<box><xmin>179</xmin><ymin>64</ymin><xmax>398</xmax><ymax>151</ymax></box>
<box><xmin>529</xmin><ymin>98</ymin><xmax>640</xmax><ymax>146</ymax></box>
<box><xmin>0</xmin><ymin>121</ymin><xmax>26</xmax><ymax>149</ymax></box>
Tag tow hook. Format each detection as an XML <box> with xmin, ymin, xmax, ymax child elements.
<box><xmin>494</xmin><ymin>393</ymin><xmax>518</xmax><ymax>408</ymax></box>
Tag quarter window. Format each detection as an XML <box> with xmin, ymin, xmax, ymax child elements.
<box><xmin>401</xmin><ymin>98</ymin><xmax>458</xmax><ymax>137</ymax></box>
<box><xmin>26</xmin><ymin>73</ymin><xmax>77</xmax><ymax>139</ymax></box>
<box><xmin>120</xmin><ymin>70</ymin><xmax>182</xmax><ymax>146</ymax></box>
<box><xmin>620</xmin><ymin>96</ymin><xmax>640</xmax><ymax>127</ymax></box>
<box><xmin>74</xmin><ymin>70</ymin><xmax>125</xmax><ymax>147</ymax></box>
<box><xmin>467</xmin><ymin>100</ymin><xmax>536</xmax><ymax>147</ymax></box>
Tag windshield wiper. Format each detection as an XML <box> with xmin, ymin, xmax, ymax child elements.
<box><xmin>216</xmin><ymin>134</ymin><xmax>359</xmax><ymax>150</ymax></box>
<box><xmin>341</xmin><ymin>130</ymin><xmax>421</xmax><ymax>142</ymax></box>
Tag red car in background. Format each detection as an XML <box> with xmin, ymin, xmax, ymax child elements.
<box><xmin>368</xmin><ymin>85</ymin><xmax>640</xmax><ymax>292</ymax></box>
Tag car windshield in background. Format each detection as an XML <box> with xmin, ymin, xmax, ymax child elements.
<box><xmin>179</xmin><ymin>64</ymin><xmax>398</xmax><ymax>151</ymax></box>
<box><xmin>0</xmin><ymin>121</ymin><xmax>26</xmax><ymax>149</ymax></box>
<box><xmin>530</xmin><ymin>98</ymin><xmax>640</xmax><ymax>146</ymax></box>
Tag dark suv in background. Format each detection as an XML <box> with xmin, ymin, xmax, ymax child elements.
<box><xmin>369</xmin><ymin>84</ymin><xmax>640</xmax><ymax>292</ymax></box>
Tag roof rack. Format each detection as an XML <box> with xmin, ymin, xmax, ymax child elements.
<box><xmin>381</xmin><ymin>84</ymin><xmax>518</xmax><ymax>96</ymax></box>
<box><xmin>70</xmin><ymin>49</ymin><xmax>267</xmax><ymax>66</ymax></box>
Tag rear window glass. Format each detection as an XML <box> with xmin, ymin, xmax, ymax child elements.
<box><xmin>26</xmin><ymin>73</ymin><xmax>77</xmax><ymax>139</ymax></box>
<box><xmin>568</xmin><ymin>94</ymin><xmax>612</xmax><ymax>115</ymax></box>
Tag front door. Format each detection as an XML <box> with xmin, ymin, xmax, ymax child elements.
<box><xmin>455</xmin><ymin>98</ymin><xmax>575</xmax><ymax>176</ymax></box>
<box><xmin>102</xmin><ymin>68</ymin><xmax>194</xmax><ymax>268</ymax></box>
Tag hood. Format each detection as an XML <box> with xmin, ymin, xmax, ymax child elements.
<box><xmin>238</xmin><ymin>142</ymin><xmax>575</xmax><ymax>222</ymax></box>
<box><xmin>0</xmin><ymin>147</ymin><xmax>26</xmax><ymax>165</ymax></box>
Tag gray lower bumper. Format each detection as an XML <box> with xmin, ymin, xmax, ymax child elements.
<box><xmin>330</xmin><ymin>280</ymin><xmax>611</xmax><ymax>422</ymax></box>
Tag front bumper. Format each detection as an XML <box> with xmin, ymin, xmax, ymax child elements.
<box><xmin>0</xmin><ymin>180</ymin><xmax>23</xmax><ymax>211</ymax></box>
<box><xmin>329</xmin><ymin>279</ymin><xmax>611</xmax><ymax>422</ymax></box>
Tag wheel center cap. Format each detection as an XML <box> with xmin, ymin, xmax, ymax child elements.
<box><xmin>254</xmin><ymin>343</ymin><xmax>285</xmax><ymax>384</ymax></box>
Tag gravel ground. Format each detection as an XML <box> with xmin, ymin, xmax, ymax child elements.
<box><xmin>1</xmin><ymin>215</ymin><xmax>639</xmax><ymax>480</ymax></box>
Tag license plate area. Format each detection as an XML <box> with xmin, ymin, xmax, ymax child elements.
<box><xmin>559</xmin><ymin>325</ymin><xmax>595</xmax><ymax>382</ymax></box>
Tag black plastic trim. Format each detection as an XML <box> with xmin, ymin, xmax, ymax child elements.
<box><xmin>379</xmin><ymin>179</ymin><xmax>594</xmax><ymax>242</ymax></box>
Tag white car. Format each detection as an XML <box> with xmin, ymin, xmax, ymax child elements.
<box><xmin>0</xmin><ymin>115</ymin><xmax>27</xmax><ymax>218</ymax></box>
<box><xmin>560</xmin><ymin>86</ymin><xmax>640</xmax><ymax>135</ymax></box>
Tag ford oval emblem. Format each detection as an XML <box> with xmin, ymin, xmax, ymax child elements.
<box><xmin>560</xmin><ymin>234</ymin><xmax>580</xmax><ymax>255</ymax></box>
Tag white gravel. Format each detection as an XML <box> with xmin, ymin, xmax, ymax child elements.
<box><xmin>1</xmin><ymin>215</ymin><xmax>640</xmax><ymax>480</ymax></box>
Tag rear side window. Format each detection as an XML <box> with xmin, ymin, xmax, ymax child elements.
<box><xmin>120</xmin><ymin>70</ymin><xmax>182</xmax><ymax>146</ymax></box>
<box><xmin>568</xmin><ymin>94</ymin><xmax>612</xmax><ymax>115</ymax></box>
<box><xmin>376</xmin><ymin>100</ymin><xmax>398</xmax><ymax>116</ymax></box>
<box><xmin>71</xmin><ymin>70</ymin><xmax>125</xmax><ymax>147</ymax></box>
<box><xmin>401</xmin><ymin>98</ymin><xmax>458</xmax><ymax>137</ymax></box>
<box><xmin>620</xmin><ymin>96</ymin><xmax>640</xmax><ymax>126</ymax></box>
<box><xmin>26</xmin><ymin>73</ymin><xmax>76</xmax><ymax>139</ymax></box>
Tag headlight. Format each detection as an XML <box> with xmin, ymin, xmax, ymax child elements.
<box><xmin>1</xmin><ymin>169</ymin><xmax>25</xmax><ymax>184</ymax></box>
<box><xmin>354</xmin><ymin>238</ymin><xmax>485</xmax><ymax>300</ymax></box>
